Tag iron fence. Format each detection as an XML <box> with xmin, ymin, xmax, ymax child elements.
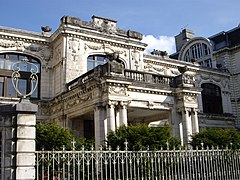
<box><xmin>35</xmin><ymin>146</ymin><xmax>240</xmax><ymax>180</ymax></box>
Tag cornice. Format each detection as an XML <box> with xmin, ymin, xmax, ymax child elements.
<box><xmin>0</xmin><ymin>33</ymin><xmax>50</xmax><ymax>46</ymax></box>
<box><xmin>213</xmin><ymin>44</ymin><xmax>240</xmax><ymax>54</ymax></box>
<box><xmin>51</xmin><ymin>28</ymin><xmax>146</xmax><ymax>51</ymax></box>
<box><xmin>0</xmin><ymin>26</ymin><xmax>51</xmax><ymax>44</ymax></box>
<box><xmin>143</xmin><ymin>57</ymin><xmax>200</xmax><ymax>72</ymax></box>
<box><xmin>128</xmin><ymin>86</ymin><xmax>174</xmax><ymax>96</ymax></box>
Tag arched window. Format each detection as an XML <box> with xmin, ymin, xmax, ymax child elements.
<box><xmin>87</xmin><ymin>54</ymin><xmax>124</xmax><ymax>71</ymax></box>
<box><xmin>184</xmin><ymin>42</ymin><xmax>212</xmax><ymax>67</ymax></box>
<box><xmin>201</xmin><ymin>83</ymin><xmax>223</xmax><ymax>114</ymax></box>
<box><xmin>0</xmin><ymin>53</ymin><xmax>40</xmax><ymax>98</ymax></box>
<box><xmin>87</xmin><ymin>55</ymin><xmax>109</xmax><ymax>71</ymax></box>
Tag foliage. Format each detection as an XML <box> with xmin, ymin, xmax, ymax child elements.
<box><xmin>106</xmin><ymin>124</ymin><xmax>180</xmax><ymax>150</ymax></box>
<box><xmin>36</xmin><ymin>122</ymin><xmax>93</xmax><ymax>150</ymax></box>
<box><xmin>190</xmin><ymin>128</ymin><xmax>240</xmax><ymax>149</ymax></box>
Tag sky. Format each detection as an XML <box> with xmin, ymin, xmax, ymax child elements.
<box><xmin>0</xmin><ymin>0</ymin><xmax>239</xmax><ymax>54</ymax></box>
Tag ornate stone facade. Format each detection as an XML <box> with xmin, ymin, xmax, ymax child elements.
<box><xmin>0</xmin><ymin>15</ymin><xmax>234</xmax><ymax>148</ymax></box>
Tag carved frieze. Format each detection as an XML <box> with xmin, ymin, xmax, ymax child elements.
<box><xmin>109</xmin><ymin>86</ymin><xmax>127</xmax><ymax>96</ymax></box>
<box><xmin>0</xmin><ymin>39</ymin><xmax>52</xmax><ymax>61</ymax></box>
<box><xmin>184</xmin><ymin>95</ymin><xmax>197</xmax><ymax>103</ymax></box>
<box><xmin>144</xmin><ymin>63</ymin><xmax>165</xmax><ymax>74</ymax></box>
<box><xmin>84</xmin><ymin>43</ymin><xmax>102</xmax><ymax>50</ymax></box>
<box><xmin>65</xmin><ymin>93</ymin><xmax>93</xmax><ymax>109</ymax></box>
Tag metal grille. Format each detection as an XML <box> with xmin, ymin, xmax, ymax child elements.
<box><xmin>36</xmin><ymin>146</ymin><xmax>240</xmax><ymax>180</ymax></box>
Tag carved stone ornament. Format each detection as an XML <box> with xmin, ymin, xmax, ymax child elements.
<box><xmin>84</xmin><ymin>43</ymin><xmax>102</xmax><ymax>51</ymax></box>
<box><xmin>184</xmin><ymin>95</ymin><xmax>196</xmax><ymax>103</ymax></box>
<box><xmin>69</xmin><ymin>39</ymin><xmax>80</xmax><ymax>53</ymax></box>
<box><xmin>93</xmin><ymin>17</ymin><xmax>117</xmax><ymax>34</ymax></box>
<box><xmin>0</xmin><ymin>40</ymin><xmax>16</xmax><ymax>48</ymax></box>
<box><xmin>144</xmin><ymin>63</ymin><xmax>165</xmax><ymax>74</ymax></box>
<box><xmin>109</xmin><ymin>86</ymin><xmax>127</xmax><ymax>95</ymax></box>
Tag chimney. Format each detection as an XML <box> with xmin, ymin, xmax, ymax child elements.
<box><xmin>175</xmin><ymin>29</ymin><xmax>195</xmax><ymax>52</ymax></box>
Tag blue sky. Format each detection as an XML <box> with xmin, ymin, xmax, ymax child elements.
<box><xmin>1</xmin><ymin>0</ymin><xmax>239</xmax><ymax>54</ymax></box>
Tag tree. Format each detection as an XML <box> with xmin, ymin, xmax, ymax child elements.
<box><xmin>36</xmin><ymin>122</ymin><xmax>88</xmax><ymax>150</ymax></box>
<box><xmin>190</xmin><ymin>128</ymin><xmax>240</xmax><ymax>149</ymax></box>
<box><xmin>106</xmin><ymin>124</ymin><xmax>180</xmax><ymax>150</ymax></box>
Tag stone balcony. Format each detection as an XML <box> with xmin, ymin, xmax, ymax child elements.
<box><xmin>67</xmin><ymin>62</ymin><xmax>194</xmax><ymax>91</ymax></box>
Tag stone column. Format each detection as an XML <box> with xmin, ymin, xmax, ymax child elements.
<box><xmin>179</xmin><ymin>122</ymin><xmax>184</xmax><ymax>146</ymax></box>
<box><xmin>119</xmin><ymin>101</ymin><xmax>128</xmax><ymax>126</ymax></box>
<box><xmin>115</xmin><ymin>108</ymin><xmax>120</xmax><ymax>129</ymax></box>
<box><xmin>107</xmin><ymin>101</ymin><xmax>116</xmax><ymax>133</ymax></box>
<box><xmin>182</xmin><ymin>108</ymin><xmax>192</xmax><ymax>144</ymax></box>
<box><xmin>15</xmin><ymin>99</ymin><xmax>37</xmax><ymax>180</ymax></box>
<box><xmin>0</xmin><ymin>99</ymin><xmax>38</xmax><ymax>180</ymax></box>
<box><xmin>191</xmin><ymin>109</ymin><xmax>199</xmax><ymax>134</ymax></box>
<box><xmin>94</xmin><ymin>104</ymin><xmax>106</xmax><ymax>149</ymax></box>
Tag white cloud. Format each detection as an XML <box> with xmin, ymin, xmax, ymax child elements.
<box><xmin>142</xmin><ymin>35</ymin><xmax>176</xmax><ymax>55</ymax></box>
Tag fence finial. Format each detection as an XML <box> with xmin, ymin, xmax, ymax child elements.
<box><xmin>124</xmin><ymin>140</ymin><xmax>128</xmax><ymax>151</ymax></box>
<box><xmin>71</xmin><ymin>138</ymin><xmax>76</xmax><ymax>150</ymax></box>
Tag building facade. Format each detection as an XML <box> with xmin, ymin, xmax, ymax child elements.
<box><xmin>171</xmin><ymin>26</ymin><xmax>240</xmax><ymax>129</ymax></box>
<box><xmin>0</xmin><ymin>16</ymin><xmax>234</xmax><ymax>149</ymax></box>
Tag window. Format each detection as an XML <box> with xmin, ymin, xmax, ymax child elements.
<box><xmin>204</xmin><ymin>59</ymin><xmax>212</xmax><ymax>68</ymax></box>
<box><xmin>0</xmin><ymin>77</ymin><xmax>4</xmax><ymax>96</ymax></box>
<box><xmin>0</xmin><ymin>53</ymin><xmax>40</xmax><ymax>98</ymax></box>
<box><xmin>87</xmin><ymin>55</ymin><xmax>109</xmax><ymax>71</ymax></box>
<box><xmin>183</xmin><ymin>42</ymin><xmax>212</xmax><ymax>67</ymax></box>
<box><xmin>201</xmin><ymin>83</ymin><xmax>223</xmax><ymax>114</ymax></box>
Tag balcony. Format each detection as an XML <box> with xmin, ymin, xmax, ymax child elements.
<box><xmin>67</xmin><ymin>62</ymin><xmax>194</xmax><ymax>91</ymax></box>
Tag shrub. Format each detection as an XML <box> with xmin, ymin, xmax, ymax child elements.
<box><xmin>107</xmin><ymin>124</ymin><xmax>180</xmax><ymax>150</ymax></box>
<box><xmin>36</xmin><ymin>122</ymin><xmax>93</xmax><ymax>150</ymax></box>
<box><xmin>190</xmin><ymin>128</ymin><xmax>240</xmax><ymax>149</ymax></box>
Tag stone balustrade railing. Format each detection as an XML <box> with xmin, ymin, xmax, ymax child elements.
<box><xmin>67</xmin><ymin>62</ymin><xmax>191</xmax><ymax>90</ymax></box>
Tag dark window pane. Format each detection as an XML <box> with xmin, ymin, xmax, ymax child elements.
<box><xmin>96</xmin><ymin>56</ymin><xmax>105</xmax><ymax>61</ymax></box>
<box><xmin>5</xmin><ymin>60</ymin><xmax>15</xmax><ymax>70</ymax></box>
<box><xmin>30</xmin><ymin>81</ymin><xmax>38</xmax><ymax>98</ymax></box>
<box><xmin>201</xmin><ymin>83</ymin><xmax>223</xmax><ymax>114</ymax></box>
<box><xmin>18</xmin><ymin>79</ymin><xmax>27</xmax><ymax>96</ymax></box>
<box><xmin>0</xmin><ymin>77</ymin><xmax>4</xmax><ymax>96</ymax></box>
<box><xmin>7</xmin><ymin>78</ymin><xmax>17</xmax><ymax>97</ymax></box>
<box><xmin>8</xmin><ymin>54</ymin><xmax>18</xmax><ymax>60</ymax></box>
<box><xmin>0</xmin><ymin>59</ymin><xmax>4</xmax><ymax>69</ymax></box>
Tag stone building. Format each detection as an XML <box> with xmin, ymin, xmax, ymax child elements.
<box><xmin>171</xmin><ymin>26</ymin><xmax>240</xmax><ymax>129</ymax></box>
<box><xmin>0</xmin><ymin>16</ymin><xmax>234</xmax><ymax>150</ymax></box>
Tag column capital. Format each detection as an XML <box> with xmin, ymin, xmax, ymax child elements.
<box><xmin>177</xmin><ymin>107</ymin><xmax>191</xmax><ymax>113</ymax></box>
<box><xmin>104</xmin><ymin>100</ymin><xmax>118</xmax><ymax>107</ymax></box>
<box><xmin>120</xmin><ymin>100</ymin><xmax>130</xmax><ymax>107</ymax></box>
<box><xmin>94</xmin><ymin>102</ymin><xmax>103</xmax><ymax>109</ymax></box>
